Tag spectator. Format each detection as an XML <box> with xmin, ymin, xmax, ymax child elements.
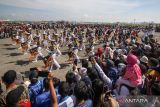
<box><xmin>74</xmin><ymin>81</ymin><xmax>93</xmax><ymax>107</ymax></box>
<box><xmin>48</xmin><ymin>73</ymin><xmax>58</xmax><ymax>107</ymax></box>
<box><xmin>58</xmin><ymin>81</ymin><xmax>74</xmax><ymax>107</ymax></box>
<box><xmin>0</xmin><ymin>70</ymin><xmax>29</xmax><ymax>107</ymax></box>
<box><xmin>103</xmin><ymin>59</ymin><xmax>118</xmax><ymax>84</ymax></box>
<box><xmin>35</xmin><ymin>78</ymin><xmax>51</xmax><ymax>107</ymax></box>
<box><xmin>140</xmin><ymin>56</ymin><xmax>149</xmax><ymax>69</ymax></box>
<box><xmin>6</xmin><ymin>85</ymin><xmax>31</xmax><ymax>107</ymax></box>
<box><xmin>115</xmin><ymin>54</ymin><xmax>142</xmax><ymax>96</ymax></box>
<box><xmin>65</xmin><ymin>72</ymin><xmax>77</xmax><ymax>95</ymax></box>
<box><xmin>28</xmin><ymin>70</ymin><xmax>43</xmax><ymax>106</ymax></box>
<box><xmin>92</xmin><ymin>79</ymin><xmax>104</xmax><ymax>106</ymax></box>
<box><xmin>90</xmin><ymin>57</ymin><xmax>112</xmax><ymax>88</ymax></box>
<box><xmin>52</xmin><ymin>77</ymin><xmax>61</xmax><ymax>103</ymax></box>
<box><xmin>146</xmin><ymin>58</ymin><xmax>160</xmax><ymax>81</ymax></box>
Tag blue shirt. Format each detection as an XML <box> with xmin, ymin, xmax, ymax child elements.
<box><xmin>28</xmin><ymin>79</ymin><xmax>44</xmax><ymax>104</ymax></box>
<box><xmin>35</xmin><ymin>88</ymin><xmax>61</xmax><ymax>107</ymax></box>
<box><xmin>108</xmin><ymin>67</ymin><xmax>118</xmax><ymax>83</ymax></box>
<box><xmin>35</xmin><ymin>91</ymin><xmax>50</xmax><ymax>107</ymax></box>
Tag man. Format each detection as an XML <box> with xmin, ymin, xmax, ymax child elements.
<box><xmin>58</xmin><ymin>82</ymin><xmax>74</xmax><ymax>107</ymax></box>
<box><xmin>103</xmin><ymin>59</ymin><xmax>119</xmax><ymax>84</ymax></box>
<box><xmin>35</xmin><ymin>78</ymin><xmax>51</xmax><ymax>107</ymax></box>
<box><xmin>29</xmin><ymin>46</ymin><xmax>44</xmax><ymax>62</ymax></box>
<box><xmin>146</xmin><ymin>58</ymin><xmax>160</xmax><ymax>81</ymax></box>
<box><xmin>48</xmin><ymin>53</ymin><xmax>61</xmax><ymax>72</ymax></box>
<box><xmin>90</xmin><ymin>57</ymin><xmax>112</xmax><ymax>89</ymax></box>
<box><xmin>0</xmin><ymin>70</ymin><xmax>29</xmax><ymax>107</ymax></box>
<box><xmin>28</xmin><ymin>70</ymin><xmax>44</xmax><ymax>106</ymax></box>
<box><xmin>48</xmin><ymin>73</ymin><xmax>59</xmax><ymax>107</ymax></box>
<box><xmin>74</xmin><ymin>81</ymin><xmax>93</xmax><ymax>107</ymax></box>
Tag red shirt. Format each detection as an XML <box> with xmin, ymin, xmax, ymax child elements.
<box><xmin>4</xmin><ymin>100</ymin><xmax>31</xmax><ymax>107</ymax></box>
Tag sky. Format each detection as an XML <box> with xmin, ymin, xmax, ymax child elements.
<box><xmin>0</xmin><ymin>0</ymin><xmax>160</xmax><ymax>23</ymax></box>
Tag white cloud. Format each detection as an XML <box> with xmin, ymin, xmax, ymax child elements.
<box><xmin>0</xmin><ymin>0</ymin><xmax>159</xmax><ymax>22</ymax></box>
<box><xmin>0</xmin><ymin>0</ymin><xmax>140</xmax><ymax>12</ymax></box>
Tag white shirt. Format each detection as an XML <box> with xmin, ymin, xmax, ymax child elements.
<box><xmin>58</xmin><ymin>96</ymin><xmax>74</xmax><ymax>107</ymax></box>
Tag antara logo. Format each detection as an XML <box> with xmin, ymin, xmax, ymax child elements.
<box><xmin>125</xmin><ymin>98</ymin><xmax>148</xmax><ymax>103</ymax></box>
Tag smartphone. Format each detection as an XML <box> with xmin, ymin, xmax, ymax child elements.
<box><xmin>38</xmin><ymin>70</ymin><xmax>49</xmax><ymax>77</ymax></box>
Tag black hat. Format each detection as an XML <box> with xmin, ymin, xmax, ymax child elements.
<box><xmin>29</xmin><ymin>70</ymin><xmax>38</xmax><ymax>80</ymax></box>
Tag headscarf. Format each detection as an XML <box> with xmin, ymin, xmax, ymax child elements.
<box><xmin>127</xmin><ymin>54</ymin><xmax>138</xmax><ymax>66</ymax></box>
<box><xmin>123</xmin><ymin>54</ymin><xmax>142</xmax><ymax>86</ymax></box>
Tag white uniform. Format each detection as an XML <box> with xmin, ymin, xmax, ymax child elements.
<box><xmin>48</xmin><ymin>35</ymin><xmax>52</xmax><ymax>41</ymax></box>
<box><xmin>20</xmin><ymin>36</ymin><xmax>25</xmax><ymax>43</ymax></box>
<box><xmin>79</xmin><ymin>43</ymin><xmax>85</xmax><ymax>51</ymax></box>
<box><xmin>16</xmin><ymin>35</ymin><xmax>19</xmax><ymax>39</ymax></box>
<box><xmin>33</xmin><ymin>46</ymin><xmax>44</xmax><ymax>62</ymax></box>
<box><xmin>73</xmin><ymin>49</ymin><xmax>80</xmax><ymax>62</ymax></box>
<box><xmin>48</xmin><ymin>54</ymin><xmax>61</xmax><ymax>72</ymax></box>
<box><xmin>43</xmin><ymin>40</ymin><xmax>48</xmax><ymax>46</ymax></box>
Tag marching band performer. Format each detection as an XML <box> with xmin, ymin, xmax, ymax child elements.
<box><xmin>78</xmin><ymin>40</ymin><xmax>85</xmax><ymax>51</ymax></box>
<box><xmin>47</xmin><ymin>46</ymin><xmax>61</xmax><ymax>72</ymax></box>
<box><xmin>11</xmin><ymin>34</ymin><xmax>17</xmax><ymax>45</ymax></box>
<box><xmin>42</xmin><ymin>33</ymin><xmax>49</xmax><ymax>49</ymax></box>
<box><xmin>73</xmin><ymin>48</ymin><xmax>80</xmax><ymax>63</ymax></box>
<box><xmin>20</xmin><ymin>41</ymin><xmax>28</xmax><ymax>54</ymax></box>
<box><xmin>56</xmin><ymin>42</ymin><xmax>62</xmax><ymax>56</ymax></box>
<box><xmin>29</xmin><ymin>45</ymin><xmax>44</xmax><ymax>62</ymax></box>
<box><xmin>15</xmin><ymin>31</ymin><xmax>21</xmax><ymax>46</ymax></box>
<box><xmin>59</xmin><ymin>32</ymin><xmax>64</xmax><ymax>47</ymax></box>
<box><xmin>85</xmin><ymin>45</ymin><xmax>95</xmax><ymax>57</ymax></box>
<box><xmin>25</xmin><ymin>32</ymin><xmax>32</xmax><ymax>49</ymax></box>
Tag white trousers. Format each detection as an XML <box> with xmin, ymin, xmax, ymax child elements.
<box><xmin>49</xmin><ymin>59</ymin><xmax>61</xmax><ymax>72</ymax></box>
<box><xmin>35</xmin><ymin>52</ymin><xmax>44</xmax><ymax>61</ymax></box>
<box><xmin>57</xmin><ymin>49</ymin><xmax>62</xmax><ymax>56</ymax></box>
<box><xmin>74</xmin><ymin>54</ymin><xmax>80</xmax><ymax>62</ymax></box>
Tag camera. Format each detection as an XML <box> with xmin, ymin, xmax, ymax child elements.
<box><xmin>30</xmin><ymin>67</ymin><xmax>49</xmax><ymax>77</ymax></box>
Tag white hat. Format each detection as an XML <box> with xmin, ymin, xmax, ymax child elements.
<box><xmin>144</xmin><ymin>45</ymin><xmax>151</xmax><ymax>50</ymax></box>
<box><xmin>140</xmin><ymin>56</ymin><xmax>148</xmax><ymax>64</ymax></box>
<box><xmin>43</xmin><ymin>31</ymin><xmax>47</xmax><ymax>34</ymax></box>
<box><xmin>73</xmin><ymin>48</ymin><xmax>78</xmax><ymax>54</ymax></box>
<box><xmin>91</xmin><ymin>45</ymin><xmax>94</xmax><ymax>51</ymax></box>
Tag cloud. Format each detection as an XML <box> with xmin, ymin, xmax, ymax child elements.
<box><xmin>0</xmin><ymin>0</ymin><xmax>159</xmax><ymax>22</ymax></box>
<box><xmin>0</xmin><ymin>0</ymin><xmax>140</xmax><ymax>12</ymax></box>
